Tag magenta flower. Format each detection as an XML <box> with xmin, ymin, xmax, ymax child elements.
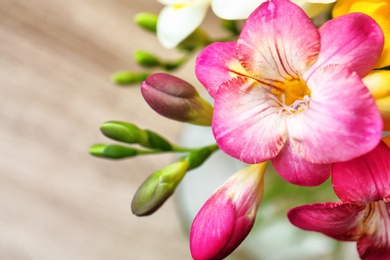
<box><xmin>288</xmin><ymin>138</ymin><xmax>390</xmax><ymax>260</ymax></box>
<box><xmin>195</xmin><ymin>0</ymin><xmax>384</xmax><ymax>186</ymax></box>
<box><xmin>190</xmin><ymin>163</ymin><xmax>267</xmax><ymax>260</ymax></box>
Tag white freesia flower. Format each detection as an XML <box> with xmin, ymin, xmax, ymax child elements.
<box><xmin>157</xmin><ymin>0</ymin><xmax>334</xmax><ymax>49</ymax></box>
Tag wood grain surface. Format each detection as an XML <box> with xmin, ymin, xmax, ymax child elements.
<box><xmin>0</xmin><ymin>0</ymin><xmax>209</xmax><ymax>259</ymax></box>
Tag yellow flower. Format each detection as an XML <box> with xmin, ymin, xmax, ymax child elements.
<box><xmin>363</xmin><ymin>70</ymin><xmax>390</xmax><ymax>130</ymax></box>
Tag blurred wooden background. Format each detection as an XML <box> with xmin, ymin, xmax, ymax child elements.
<box><xmin>0</xmin><ymin>0</ymin><xmax>220</xmax><ymax>259</ymax></box>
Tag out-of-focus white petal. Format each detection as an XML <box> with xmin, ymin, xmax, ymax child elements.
<box><xmin>158</xmin><ymin>0</ymin><xmax>194</xmax><ymax>5</ymax></box>
<box><xmin>211</xmin><ymin>0</ymin><xmax>264</xmax><ymax>20</ymax></box>
<box><xmin>305</xmin><ymin>0</ymin><xmax>336</xmax><ymax>4</ymax></box>
<box><xmin>157</xmin><ymin>1</ymin><xmax>210</xmax><ymax>49</ymax></box>
<box><xmin>291</xmin><ymin>0</ymin><xmax>333</xmax><ymax>18</ymax></box>
<box><xmin>212</xmin><ymin>0</ymin><xmax>332</xmax><ymax>19</ymax></box>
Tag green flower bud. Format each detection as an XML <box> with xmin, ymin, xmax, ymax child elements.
<box><xmin>111</xmin><ymin>71</ymin><xmax>150</xmax><ymax>85</ymax></box>
<box><xmin>89</xmin><ymin>144</ymin><xmax>138</xmax><ymax>159</ymax></box>
<box><xmin>100</xmin><ymin>121</ymin><xmax>142</xmax><ymax>144</ymax></box>
<box><xmin>131</xmin><ymin>161</ymin><xmax>189</xmax><ymax>216</ymax></box>
<box><xmin>141</xmin><ymin>73</ymin><xmax>213</xmax><ymax>126</ymax></box>
<box><xmin>100</xmin><ymin>121</ymin><xmax>173</xmax><ymax>151</ymax></box>
<box><xmin>134</xmin><ymin>50</ymin><xmax>161</xmax><ymax>68</ymax></box>
<box><xmin>134</xmin><ymin>12</ymin><xmax>158</xmax><ymax>33</ymax></box>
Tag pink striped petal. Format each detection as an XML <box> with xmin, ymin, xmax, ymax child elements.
<box><xmin>212</xmin><ymin>77</ymin><xmax>286</xmax><ymax>163</ymax></box>
<box><xmin>196</xmin><ymin>42</ymin><xmax>246</xmax><ymax>98</ymax></box>
<box><xmin>237</xmin><ymin>0</ymin><xmax>320</xmax><ymax>82</ymax></box>
<box><xmin>332</xmin><ymin>140</ymin><xmax>390</xmax><ymax>204</ymax></box>
<box><xmin>190</xmin><ymin>163</ymin><xmax>266</xmax><ymax>260</ymax></box>
<box><xmin>287</xmin><ymin>64</ymin><xmax>382</xmax><ymax>164</ymax></box>
<box><xmin>190</xmin><ymin>190</ymin><xmax>236</xmax><ymax>260</ymax></box>
<box><xmin>288</xmin><ymin>202</ymin><xmax>366</xmax><ymax>241</ymax></box>
<box><xmin>271</xmin><ymin>140</ymin><xmax>331</xmax><ymax>186</ymax></box>
<box><xmin>304</xmin><ymin>13</ymin><xmax>384</xmax><ymax>80</ymax></box>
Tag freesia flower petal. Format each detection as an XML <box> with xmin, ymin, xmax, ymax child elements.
<box><xmin>272</xmin><ymin>140</ymin><xmax>331</xmax><ymax>186</ymax></box>
<box><xmin>332</xmin><ymin>140</ymin><xmax>390</xmax><ymax>204</ymax></box>
<box><xmin>211</xmin><ymin>0</ymin><xmax>264</xmax><ymax>19</ymax></box>
<box><xmin>288</xmin><ymin>202</ymin><xmax>366</xmax><ymax>240</ymax></box>
<box><xmin>357</xmin><ymin>201</ymin><xmax>390</xmax><ymax>260</ymax></box>
<box><xmin>237</xmin><ymin>0</ymin><xmax>320</xmax><ymax>82</ymax></box>
<box><xmin>304</xmin><ymin>13</ymin><xmax>384</xmax><ymax>79</ymax></box>
<box><xmin>190</xmin><ymin>163</ymin><xmax>266</xmax><ymax>260</ymax></box>
<box><xmin>332</xmin><ymin>0</ymin><xmax>390</xmax><ymax>69</ymax></box>
<box><xmin>157</xmin><ymin>2</ymin><xmax>209</xmax><ymax>48</ymax></box>
<box><xmin>288</xmin><ymin>64</ymin><xmax>382</xmax><ymax>164</ymax></box>
<box><xmin>196</xmin><ymin>42</ymin><xmax>246</xmax><ymax>98</ymax></box>
<box><xmin>363</xmin><ymin>70</ymin><xmax>390</xmax><ymax>131</ymax></box>
<box><xmin>213</xmin><ymin>163</ymin><xmax>266</xmax><ymax>259</ymax></box>
<box><xmin>190</xmin><ymin>190</ymin><xmax>236</xmax><ymax>260</ymax></box>
<box><xmin>212</xmin><ymin>77</ymin><xmax>286</xmax><ymax>163</ymax></box>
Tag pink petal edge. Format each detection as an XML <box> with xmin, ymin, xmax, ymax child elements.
<box><xmin>288</xmin><ymin>202</ymin><xmax>366</xmax><ymax>241</ymax></box>
<box><xmin>304</xmin><ymin>13</ymin><xmax>384</xmax><ymax>80</ymax></box>
<box><xmin>195</xmin><ymin>42</ymin><xmax>243</xmax><ymax>98</ymax></box>
<box><xmin>190</xmin><ymin>189</ymin><xmax>236</xmax><ymax>260</ymax></box>
<box><xmin>271</xmin><ymin>140</ymin><xmax>331</xmax><ymax>186</ymax></box>
<box><xmin>332</xmin><ymin>140</ymin><xmax>390</xmax><ymax>204</ymax></box>
<box><xmin>237</xmin><ymin>0</ymin><xmax>320</xmax><ymax>82</ymax></box>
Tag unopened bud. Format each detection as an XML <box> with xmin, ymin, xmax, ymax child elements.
<box><xmin>190</xmin><ymin>162</ymin><xmax>267</xmax><ymax>260</ymax></box>
<box><xmin>89</xmin><ymin>144</ymin><xmax>138</xmax><ymax>159</ymax></box>
<box><xmin>141</xmin><ymin>73</ymin><xmax>213</xmax><ymax>126</ymax></box>
<box><xmin>112</xmin><ymin>71</ymin><xmax>150</xmax><ymax>85</ymax></box>
<box><xmin>134</xmin><ymin>50</ymin><xmax>161</xmax><ymax>68</ymax></box>
<box><xmin>131</xmin><ymin>161</ymin><xmax>189</xmax><ymax>216</ymax></box>
<box><xmin>134</xmin><ymin>12</ymin><xmax>158</xmax><ymax>33</ymax></box>
<box><xmin>99</xmin><ymin>121</ymin><xmax>172</xmax><ymax>151</ymax></box>
<box><xmin>100</xmin><ymin>121</ymin><xmax>142</xmax><ymax>144</ymax></box>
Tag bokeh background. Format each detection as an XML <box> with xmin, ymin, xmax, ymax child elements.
<box><xmin>0</xmin><ymin>0</ymin><xmax>227</xmax><ymax>259</ymax></box>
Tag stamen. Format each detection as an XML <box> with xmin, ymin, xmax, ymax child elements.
<box><xmin>268</xmin><ymin>93</ymin><xmax>311</xmax><ymax>116</ymax></box>
<box><xmin>293</xmin><ymin>95</ymin><xmax>311</xmax><ymax>111</ymax></box>
<box><xmin>268</xmin><ymin>93</ymin><xmax>294</xmax><ymax>116</ymax></box>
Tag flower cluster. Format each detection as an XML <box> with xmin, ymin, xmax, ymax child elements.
<box><xmin>91</xmin><ymin>0</ymin><xmax>390</xmax><ymax>259</ymax></box>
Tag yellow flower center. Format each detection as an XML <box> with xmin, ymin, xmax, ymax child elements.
<box><xmin>269</xmin><ymin>77</ymin><xmax>311</xmax><ymax>114</ymax></box>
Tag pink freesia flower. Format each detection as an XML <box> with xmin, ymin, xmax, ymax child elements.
<box><xmin>195</xmin><ymin>0</ymin><xmax>384</xmax><ymax>186</ymax></box>
<box><xmin>288</xmin><ymin>138</ymin><xmax>390</xmax><ymax>260</ymax></box>
<box><xmin>190</xmin><ymin>163</ymin><xmax>267</xmax><ymax>260</ymax></box>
